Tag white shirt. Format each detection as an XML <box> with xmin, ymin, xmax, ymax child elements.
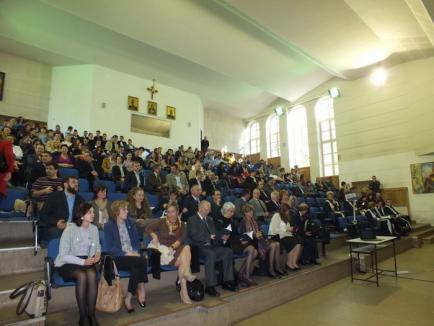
<box><xmin>175</xmin><ymin>175</ymin><xmax>182</xmax><ymax>188</ymax></box>
<box><xmin>134</xmin><ymin>171</ymin><xmax>141</xmax><ymax>186</ymax></box>
<box><xmin>269</xmin><ymin>213</ymin><xmax>293</xmax><ymax>238</ymax></box>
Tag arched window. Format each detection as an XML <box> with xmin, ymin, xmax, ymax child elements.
<box><xmin>287</xmin><ymin>105</ymin><xmax>309</xmax><ymax>167</ymax></box>
<box><xmin>315</xmin><ymin>96</ymin><xmax>339</xmax><ymax>176</ymax></box>
<box><xmin>266</xmin><ymin>114</ymin><xmax>280</xmax><ymax>158</ymax></box>
<box><xmin>243</xmin><ymin>121</ymin><xmax>260</xmax><ymax>155</ymax></box>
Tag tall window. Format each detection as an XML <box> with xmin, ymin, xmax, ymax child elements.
<box><xmin>287</xmin><ymin>105</ymin><xmax>309</xmax><ymax>167</ymax></box>
<box><xmin>266</xmin><ymin>114</ymin><xmax>280</xmax><ymax>158</ymax></box>
<box><xmin>243</xmin><ymin>121</ymin><xmax>260</xmax><ymax>155</ymax></box>
<box><xmin>315</xmin><ymin>96</ymin><xmax>339</xmax><ymax>176</ymax></box>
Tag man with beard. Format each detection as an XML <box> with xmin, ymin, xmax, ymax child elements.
<box><xmin>38</xmin><ymin>176</ymin><xmax>85</xmax><ymax>243</ymax></box>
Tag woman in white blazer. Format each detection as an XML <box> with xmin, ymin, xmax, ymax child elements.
<box><xmin>269</xmin><ymin>203</ymin><xmax>302</xmax><ymax>271</ymax></box>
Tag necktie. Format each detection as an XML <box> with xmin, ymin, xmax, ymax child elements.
<box><xmin>258</xmin><ymin>200</ymin><xmax>266</xmax><ymax>213</ymax></box>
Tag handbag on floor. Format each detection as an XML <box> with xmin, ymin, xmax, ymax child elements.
<box><xmin>9</xmin><ymin>280</ymin><xmax>48</xmax><ymax>318</ymax></box>
<box><xmin>96</xmin><ymin>256</ymin><xmax>124</xmax><ymax>313</ymax></box>
<box><xmin>176</xmin><ymin>278</ymin><xmax>205</xmax><ymax>301</ymax></box>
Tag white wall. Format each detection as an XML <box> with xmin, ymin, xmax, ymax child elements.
<box><xmin>204</xmin><ymin>109</ymin><xmax>245</xmax><ymax>153</ymax></box>
<box><xmin>49</xmin><ymin>64</ymin><xmax>204</xmax><ymax>150</ymax></box>
<box><xmin>250</xmin><ymin>57</ymin><xmax>434</xmax><ymax>223</ymax></box>
<box><xmin>0</xmin><ymin>51</ymin><xmax>52</xmax><ymax>121</ymax></box>
<box><xmin>48</xmin><ymin>65</ymin><xmax>94</xmax><ymax>131</ymax></box>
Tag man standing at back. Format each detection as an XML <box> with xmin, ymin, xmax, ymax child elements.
<box><xmin>187</xmin><ymin>201</ymin><xmax>236</xmax><ymax>297</ymax></box>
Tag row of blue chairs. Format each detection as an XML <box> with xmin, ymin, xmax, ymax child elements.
<box><xmin>0</xmin><ymin>187</ymin><xmax>28</xmax><ymax>219</ymax></box>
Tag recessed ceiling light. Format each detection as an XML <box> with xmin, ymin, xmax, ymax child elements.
<box><xmin>328</xmin><ymin>87</ymin><xmax>341</xmax><ymax>98</ymax></box>
<box><xmin>274</xmin><ymin>106</ymin><xmax>284</xmax><ymax>116</ymax></box>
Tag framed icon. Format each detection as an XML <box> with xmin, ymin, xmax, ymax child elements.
<box><xmin>147</xmin><ymin>101</ymin><xmax>157</xmax><ymax>115</ymax></box>
<box><xmin>127</xmin><ymin>96</ymin><xmax>139</xmax><ymax>111</ymax></box>
<box><xmin>0</xmin><ymin>72</ymin><xmax>5</xmax><ymax>101</ymax></box>
<box><xmin>166</xmin><ymin>106</ymin><xmax>176</xmax><ymax>120</ymax></box>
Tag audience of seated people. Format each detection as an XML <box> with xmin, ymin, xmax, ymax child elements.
<box><xmin>0</xmin><ymin>117</ymin><xmax>414</xmax><ymax>324</ymax></box>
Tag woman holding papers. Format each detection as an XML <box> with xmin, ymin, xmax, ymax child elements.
<box><xmin>269</xmin><ymin>203</ymin><xmax>303</xmax><ymax>271</ymax></box>
<box><xmin>240</xmin><ymin>204</ymin><xmax>286</xmax><ymax>279</ymax></box>
<box><xmin>146</xmin><ymin>203</ymin><xmax>195</xmax><ymax>304</ymax></box>
<box><xmin>216</xmin><ymin>202</ymin><xmax>258</xmax><ymax>287</ymax></box>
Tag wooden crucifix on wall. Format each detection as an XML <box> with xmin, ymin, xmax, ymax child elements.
<box><xmin>146</xmin><ymin>79</ymin><xmax>158</xmax><ymax>100</ymax></box>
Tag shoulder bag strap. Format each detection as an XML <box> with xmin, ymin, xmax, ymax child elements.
<box><xmin>14</xmin><ymin>282</ymin><xmax>35</xmax><ymax>315</ymax></box>
<box><xmin>9</xmin><ymin>282</ymin><xmax>32</xmax><ymax>300</ymax></box>
<box><xmin>111</xmin><ymin>260</ymin><xmax>120</xmax><ymax>279</ymax></box>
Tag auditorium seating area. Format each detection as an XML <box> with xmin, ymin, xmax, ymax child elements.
<box><xmin>1</xmin><ymin>117</ymin><xmax>433</xmax><ymax>326</ymax></box>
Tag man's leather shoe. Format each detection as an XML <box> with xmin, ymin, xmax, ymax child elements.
<box><xmin>221</xmin><ymin>282</ymin><xmax>237</xmax><ymax>292</ymax></box>
<box><xmin>205</xmin><ymin>286</ymin><xmax>220</xmax><ymax>297</ymax></box>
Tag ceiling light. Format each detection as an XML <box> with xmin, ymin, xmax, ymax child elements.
<box><xmin>370</xmin><ymin>68</ymin><xmax>387</xmax><ymax>86</ymax></box>
<box><xmin>274</xmin><ymin>106</ymin><xmax>284</xmax><ymax>116</ymax></box>
<box><xmin>328</xmin><ymin>87</ymin><xmax>341</xmax><ymax>99</ymax></box>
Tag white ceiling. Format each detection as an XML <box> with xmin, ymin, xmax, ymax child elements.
<box><xmin>0</xmin><ymin>0</ymin><xmax>433</xmax><ymax>118</ymax></box>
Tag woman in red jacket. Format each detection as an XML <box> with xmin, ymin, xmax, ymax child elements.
<box><xmin>0</xmin><ymin>131</ymin><xmax>15</xmax><ymax>200</ymax></box>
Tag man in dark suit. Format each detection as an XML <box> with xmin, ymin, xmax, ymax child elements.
<box><xmin>257</xmin><ymin>180</ymin><xmax>270</xmax><ymax>203</ymax></box>
<box><xmin>76</xmin><ymin>151</ymin><xmax>99</xmax><ymax>185</ymax></box>
<box><xmin>181</xmin><ymin>185</ymin><xmax>201</xmax><ymax>222</ymax></box>
<box><xmin>38</xmin><ymin>176</ymin><xmax>85</xmax><ymax>243</ymax></box>
<box><xmin>186</xmin><ymin>201</ymin><xmax>235</xmax><ymax>297</ymax></box>
<box><xmin>369</xmin><ymin>176</ymin><xmax>381</xmax><ymax>194</ymax></box>
<box><xmin>123</xmin><ymin>160</ymin><xmax>145</xmax><ymax>192</ymax></box>
<box><xmin>200</xmin><ymin>136</ymin><xmax>209</xmax><ymax>153</ymax></box>
<box><xmin>243</xmin><ymin>171</ymin><xmax>258</xmax><ymax>194</ymax></box>
<box><xmin>146</xmin><ymin>164</ymin><xmax>164</xmax><ymax>194</ymax></box>
<box><xmin>233</xmin><ymin>189</ymin><xmax>250</xmax><ymax>221</ymax></box>
<box><xmin>266</xmin><ymin>191</ymin><xmax>281</xmax><ymax>214</ymax></box>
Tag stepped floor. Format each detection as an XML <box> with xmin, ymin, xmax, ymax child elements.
<box><xmin>236</xmin><ymin>244</ymin><xmax>434</xmax><ymax>326</ymax></box>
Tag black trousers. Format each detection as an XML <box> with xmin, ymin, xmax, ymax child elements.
<box><xmin>114</xmin><ymin>256</ymin><xmax>148</xmax><ymax>294</ymax></box>
<box><xmin>198</xmin><ymin>246</ymin><xmax>234</xmax><ymax>287</ymax></box>
<box><xmin>300</xmin><ymin>237</ymin><xmax>319</xmax><ymax>263</ymax></box>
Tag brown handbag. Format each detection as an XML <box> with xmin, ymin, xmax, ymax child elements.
<box><xmin>96</xmin><ymin>257</ymin><xmax>124</xmax><ymax>313</ymax></box>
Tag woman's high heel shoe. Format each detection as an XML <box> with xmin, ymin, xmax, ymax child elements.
<box><xmin>125</xmin><ymin>298</ymin><xmax>135</xmax><ymax>313</ymax></box>
<box><xmin>276</xmin><ymin>269</ymin><xmax>288</xmax><ymax>276</ymax></box>
<box><xmin>267</xmin><ymin>271</ymin><xmax>279</xmax><ymax>279</ymax></box>
<box><xmin>137</xmin><ymin>300</ymin><xmax>146</xmax><ymax>308</ymax></box>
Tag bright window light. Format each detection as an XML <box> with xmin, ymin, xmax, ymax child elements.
<box><xmin>370</xmin><ymin>68</ymin><xmax>387</xmax><ymax>86</ymax></box>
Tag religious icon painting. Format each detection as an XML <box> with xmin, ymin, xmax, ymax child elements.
<box><xmin>147</xmin><ymin>101</ymin><xmax>157</xmax><ymax>115</ymax></box>
<box><xmin>0</xmin><ymin>72</ymin><xmax>5</xmax><ymax>101</ymax></box>
<box><xmin>166</xmin><ymin>106</ymin><xmax>176</xmax><ymax>120</ymax></box>
<box><xmin>127</xmin><ymin>96</ymin><xmax>139</xmax><ymax>111</ymax></box>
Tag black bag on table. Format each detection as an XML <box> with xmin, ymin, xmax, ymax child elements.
<box><xmin>347</xmin><ymin>223</ymin><xmax>360</xmax><ymax>239</ymax></box>
<box><xmin>360</xmin><ymin>227</ymin><xmax>376</xmax><ymax>241</ymax></box>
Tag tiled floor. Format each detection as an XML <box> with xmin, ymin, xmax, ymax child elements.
<box><xmin>236</xmin><ymin>244</ymin><xmax>434</xmax><ymax>326</ymax></box>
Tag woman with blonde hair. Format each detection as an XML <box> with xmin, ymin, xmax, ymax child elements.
<box><xmin>104</xmin><ymin>200</ymin><xmax>148</xmax><ymax>313</ymax></box>
<box><xmin>146</xmin><ymin>203</ymin><xmax>195</xmax><ymax>304</ymax></box>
